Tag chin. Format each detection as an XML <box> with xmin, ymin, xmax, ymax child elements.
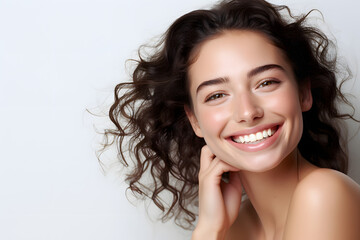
<box><xmin>217</xmin><ymin>143</ymin><xmax>297</xmax><ymax>173</ymax></box>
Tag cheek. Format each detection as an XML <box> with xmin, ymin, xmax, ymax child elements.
<box><xmin>197</xmin><ymin>106</ymin><xmax>230</xmax><ymax>136</ymax></box>
<box><xmin>265</xmin><ymin>88</ymin><xmax>302</xmax><ymax>115</ymax></box>
<box><xmin>266</xmin><ymin>88</ymin><xmax>304</xmax><ymax>141</ymax></box>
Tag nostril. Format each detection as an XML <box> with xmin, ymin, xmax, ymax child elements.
<box><xmin>233</xmin><ymin>94</ymin><xmax>263</xmax><ymax>122</ymax></box>
<box><xmin>234</xmin><ymin>106</ymin><xmax>264</xmax><ymax>123</ymax></box>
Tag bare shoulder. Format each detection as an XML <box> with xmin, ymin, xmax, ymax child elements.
<box><xmin>294</xmin><ymin>168</ymin><xmax>360</xmax><ymax>203</ymax></box>
<box><xmin>225</xmin><ymin>198</ymin><xmax>261</xmax><ymax>240</ymax></box>
<box><xmin>284</xmin><ymin>168</ymin><xmax>360</xmax><ymax>240</ymax></box>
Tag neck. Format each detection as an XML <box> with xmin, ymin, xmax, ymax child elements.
<box><xmin>238</xmin><ymin>149</ymin><xmax>302</xmax><ymax>239</ymax></box>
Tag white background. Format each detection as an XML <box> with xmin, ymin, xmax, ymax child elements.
<box><xmin>0</xmin><ymin>0</ymin><xmax>359</xmax><ymax>239</ymax></box>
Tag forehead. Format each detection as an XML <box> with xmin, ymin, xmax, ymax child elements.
<box><xmin>187</xmin><ymin>30</ymin><xmax>292</xmax><ymax>88</ymax></box>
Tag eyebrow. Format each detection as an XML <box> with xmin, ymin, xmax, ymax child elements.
<box><xmin>196</xmin><ymin>77</ymin><xmax>229</xmax><ymax>94</ymax></box>
<box><xmin>195</xmin><ymin>64</ymin><xmax>285</xmax><ymax>94</ymax></box>
<box><xmin>247</xmin><ymin>64</ymin><xmax>285</xmax><ymax>78</ymax></box>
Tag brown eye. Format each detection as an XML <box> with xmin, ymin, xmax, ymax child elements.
<box><xmin>206</xmin><ymin>93</ymin><xmax>226</xmax><ymax>102</ymax></box>
<box><xmin>258</xmin><ymin>80</ymin><xmax>279</xmax><ymax>88</ymax></box>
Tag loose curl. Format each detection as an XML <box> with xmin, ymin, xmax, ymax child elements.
<box><xmin>101</xmin><ymin>0</ymin><xmax>357</xmax><ymax>229</ymax></box>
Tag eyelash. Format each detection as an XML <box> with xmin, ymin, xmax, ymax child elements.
<box><xmin>205</xmin><ymin>93</ymin><xmax>227</xmax><ymax>102</ymax></box>
<box><xmin>257</xmin><ymin>79</ymin><xmax>280</xmax><ymax>88</ymax></box>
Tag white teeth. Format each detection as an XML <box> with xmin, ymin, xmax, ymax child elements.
<box><xmin>249</xmin><ymin>134</ymin><xmax>256</xmax><ymax>142</ymax></box>
<box><xmin>232</xmin><ymin>127</ymin><xmax>276</xmax><ymax>144</ymax></box>
<box><xmin>262</xmin><ymin>130</ymin><xmax>268</xmax><ymax>138</ymax></box>
<box><xmin>256</xmin><ymin>132</ymin><xmax>263</xmax><ymax>141</ymax></box>
<box><xmin>267</xmin><ymin>129</ymin><xmax>272</xmax><ymax>136</ymax></box>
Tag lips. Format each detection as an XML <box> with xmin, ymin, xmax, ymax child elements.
<box><xmin>231</xmin><ymin>126</ymin><xmax>279</xmax><ymax>144</ymax></box>
<box><xmin>225</xmin><ymin>123</ymin><xmax>282</xmax><ymax>152</ymax></box>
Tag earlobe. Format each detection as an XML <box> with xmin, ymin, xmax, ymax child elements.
<box><xmin>184</xmin><ymin>105</ymin><xmax>203</xmax><ymax>138</ymax></box>
<box><xmin>300</xmin><ymin>81</ymin><xmax>313</xmax><ymax>112</ymax></box>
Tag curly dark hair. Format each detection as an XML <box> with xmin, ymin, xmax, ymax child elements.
<box><xmin>100</xmin><ymin>0</ymin><xmax>357</xmax><ymax>229</ymax></box>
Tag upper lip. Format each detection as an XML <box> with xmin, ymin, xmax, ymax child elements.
<box><xmin>225</xmin><ymin>122</ymin><xmax>282</xmax><ymax>138</ymax></box>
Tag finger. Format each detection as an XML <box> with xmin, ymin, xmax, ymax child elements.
<box><xmin>205</xmin><ymin>158</ymin><xmax>240</xmax><ymax>183</ymax></box>
<box><xmin>199</xmin><ymin>145</ymin><xmax>215</xmax><ymax>172</ymax></box>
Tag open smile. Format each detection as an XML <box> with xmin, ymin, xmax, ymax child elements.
<box><xmin>227</xmin><ymin>124</ymin><xmax>282</xmax><ymax>152</ymax></box>
<box><xmin>231</xmin><ymin>126</ymin><xmax>279</xmax><ymax>144</ymax></box>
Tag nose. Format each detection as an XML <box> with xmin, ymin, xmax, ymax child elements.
<box><xmin>233</xmin><ymin>93</ymin><xmax>264</xmax><ymax>123</ymax></box>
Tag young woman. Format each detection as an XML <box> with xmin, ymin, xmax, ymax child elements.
<box><xmin>102</xmin><ymin>0</ymin><xmax>360</xmax><ymax>239</ymax></box>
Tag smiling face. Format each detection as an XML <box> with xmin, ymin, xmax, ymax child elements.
<box><xmin>186</xmin><ymin>30</ymin><xmax>312</xmax><ymax>172</ymax></box>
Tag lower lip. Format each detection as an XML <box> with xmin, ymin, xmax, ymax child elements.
<box><xmin>227</xmin><ymin>125</ymin><xmax>282</xmax><ymax>152</ymax></box>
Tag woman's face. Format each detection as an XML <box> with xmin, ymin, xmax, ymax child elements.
<box><xmin>186</xmin><ymin>30</ymin><xmax>312</xmax><ymax>172</ymax></box>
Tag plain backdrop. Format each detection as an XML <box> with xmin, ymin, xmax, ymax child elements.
<box><xmin>0</xmin><ymin>0</ymin><xmax>359</xmax><ymax>239</ymax></box>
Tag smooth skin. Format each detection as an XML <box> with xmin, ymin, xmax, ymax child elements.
<box><xmin>186</xmin><ymin>30</ymin><xmax>360</xmax><ymax>240</ymax></box>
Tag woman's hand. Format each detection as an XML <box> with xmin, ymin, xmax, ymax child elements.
<box><xmin>192</xmin><ymin>145</ymin><xmax>243</xmax><ymax>240</ymax></box>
